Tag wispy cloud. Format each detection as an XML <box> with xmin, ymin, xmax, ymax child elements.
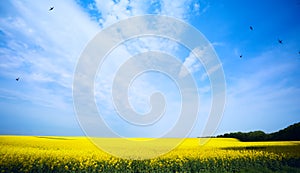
<box><xmin>0</xmin><ymin>0</ymin><xmax>99</xmax><ymax>109</ymax></box>
<box><xmin>4</xmin><ymin>0</ymin><xmax>279</xmax><ymax>138</ymax></box>
<box><xmin>217</xmin><ymin>49</ymin><xmax>300</xmax><ymax>134</ymax></box>
<box><xmin>179</xmin><ymin>50</ymin><xmax>202</xmax><ymax>78</ymax></box>
<box><xmin>200</xmin><ymin>63</ymin><xmax>222</xmax><ymax>81</ymax></box>
<box><xmin>179</xmin><ymin>45</ymin><xmax>219</xmax><ymax>80</ymax></box>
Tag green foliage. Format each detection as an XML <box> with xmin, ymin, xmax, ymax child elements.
<box><xmin>1</xmin><ymin>156</ymin><xmax>299</xmax><ymax>172</ymax></box>
<box><xmin>270</xmin><ymin>122</ymin><xmax>300</xmax><ymax>141</ymax></box>
<box><xmin>217</xmin><ymin>122</ymin><xmax>300</xmax><ymax>141</ymax></box>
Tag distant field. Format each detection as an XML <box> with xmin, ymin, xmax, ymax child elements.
<box><xmin>1</xmin><ymin>136</ymin><xmax>300</xmax><ymax>172</ymax></box>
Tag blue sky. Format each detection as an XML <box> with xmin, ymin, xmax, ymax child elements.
<box><xmin>0</xmin><ymin>0</ymin><xmax>299</xmax><ymax>137</ymax></box>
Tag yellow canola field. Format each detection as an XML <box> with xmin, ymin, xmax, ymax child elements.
<box><xmin>0</xmin><ymin>136</ymin><xmax>299</xmax><ymax>172</ymax></box>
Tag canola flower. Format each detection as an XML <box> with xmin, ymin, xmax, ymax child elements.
<box><xmin>0</xmin><ymin>136</ymin><xmax>299</xmax><ymax>172</ymax></box>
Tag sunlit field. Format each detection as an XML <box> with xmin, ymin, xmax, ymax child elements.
<box><xmin>1</xmin><ymin>136</ymin><xmax>299</xmax><ymax>172</ymax></box>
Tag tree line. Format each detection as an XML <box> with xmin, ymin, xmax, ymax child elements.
<box><xmin>217</xmin><ymin>122</ymin><xmax>300</xmax><ymax>141</ymax></box>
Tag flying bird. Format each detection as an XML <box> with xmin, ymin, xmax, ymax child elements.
<box><xmin>16</xmin><ymin>77</ymin><xmax>20</xmax><ymax>81</ymax></box>
<box><xmin>278</xmin><ymin>39</ymin><xmax>283</xmax><ymax>44</ymax></box>
<box><xmin>49</xmin><ymin>6</ymin><xmax>54</xmax><ymax>11</ymax></box>
<box><xmin>249</xmin><ymin>26</ymin><xmax>253</xmax><ymax>31</ymax></box>
<box><xmin>240</xmin><ymin>54</ymin><xmax>243</xmax><ymax>58</ymax></box>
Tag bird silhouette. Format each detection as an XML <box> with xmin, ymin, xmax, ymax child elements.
<box><xmin>49</xmin><ymin>7</ymin><xmax>54</xmax><ymax>11</ymax></box>
<box><xmin>249</xmin><ymin>26</ymin><xmax>253</xmax><ymax>30</ymax></box>
<box><xmin>240</xmin><ymin>54</ymin><xmax>243</xmax><ymax>58</ymax></box>
<box><xmin>278</xmin><ymin>39</ymin><xmax>283</xmax><ymax>44</ymax></box>
<box><xmin>16</xmin><ymin>77</ymin><xmax>20</xmax><ymax>81</ymax></box>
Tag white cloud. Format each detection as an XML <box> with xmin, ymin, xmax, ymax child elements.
<box><xmin>178</xmin><ymin>51</ymin><xmax>201</xmax><ymax>78</ymax></box>
<box><xmin>195</xmin><ymin>1</ymin><xmax>210</xmax><ymax>16</ymax></box>
<box><xmin>94</xmin><ymin>37</ymin><xmax>181</xmax><ymax>115</ymax></box>
<box><xmin>0</xmin><ymin>0</ymin><xmax>100</xmax><ymax>108</ymax></box>
<box><xmin>179</xmin><ymin>46</ymin><xmax>211</xmax><ymax>78</ymax></box>
<box><xmin>95</xmin><ymin>0</ymin><xmax>135</xmax><ymax>27</ymax></box>
<box><xmin>160</xmin><ymin>0</ymin><xmax>192</xmax><ymax>19</ymax></box>
<box><xmin>179</xmin><ymin>45</ymin><xmax>223</xmax><ymax>82</ymax></box>
<box><xmin>216</xmin><ymin>50</ymin><xmax>300</xmax><ymax>134</ymax></box>
<box><xmin>194</xmin><ymin>3</ymin><xmax>200</xmax><ymax>12</ymax></box>
<box><xmin>0</xmin><ymin>0</ymin><xmax>209</xmax><ymax>137</ymax></box>
<box><xmin>200</xmin><ymin>63</ymin><xmax>222</xmax><ymax>81</ymax></box>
